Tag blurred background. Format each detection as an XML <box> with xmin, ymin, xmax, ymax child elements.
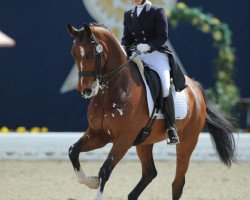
<box><xmin>1</xmin><ymin>2</ymin><xmax>250</xmax><ymax>199</ymax></box>
<box><xmin>0</xmin><ymin>0</ymin><xmax>249</xmax><ymax>132</ymax></box>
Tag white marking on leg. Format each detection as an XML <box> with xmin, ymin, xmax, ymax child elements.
<box><xmin>94</xmin><ymin>178</ymin><xmax>103</xmax><ymax>200</ymax></box>
<box><xmin>75</xmin><ymin>167</ymin><xmax>99</xmax><ymax>189</ymax></box>
<box><xmin>79</xmin><ymin>46</ymin><xmax>85</xmax><ymax>57</ymax></box>
<box><xmin>75</xmin><ymin>167</ymin><xmax>87</xmax><ymax>184</ymax></box>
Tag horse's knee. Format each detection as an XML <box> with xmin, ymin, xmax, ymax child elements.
<box><xmin>68</xmin><ymin>143</ymin><xmax>81</xmax><ymax>171</ymax></box>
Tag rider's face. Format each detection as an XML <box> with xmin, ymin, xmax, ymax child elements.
<box><xmin>132</xmin><ymin>0</ymin><xmax>144</xmax><ymax>6</ymax></box>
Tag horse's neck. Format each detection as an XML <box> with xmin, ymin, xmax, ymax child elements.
<box><xmin>104</xmin><ymin>41</ymin><xmax>127</xmax><ymax>73</ymax></box>
<box><xmin>101</xmin><ymin>34</ymin><xmax>132</xmax><ymax>89</ymax></box>
<box><xmin>104</xmin><ymin>65</ymin><xmax>130</xmax><ymax>92</ymax></box>
<box><xmin>102</xmin><ymin>61</ymin><xmax>142</xmax><ymax>100</ymax></box>
<box><xmin>94</xmin><ymin>28</ymin><xmax>143</xmax><ymax>102</ymax></box>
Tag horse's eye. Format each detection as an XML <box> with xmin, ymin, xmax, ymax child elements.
<box><xmin>86</xmin><ymin>52</ymin><xmax>94</xmax><ymax>60</ymax></box>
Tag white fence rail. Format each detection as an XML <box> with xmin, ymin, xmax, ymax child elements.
<box><xmin>0</xmin><ymin>133</ymin><xmax>249</xmax><ymax>161</ymax></box>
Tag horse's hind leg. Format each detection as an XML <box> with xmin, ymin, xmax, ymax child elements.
<box><xmin>172</xmin><ymin>133</ymin><xmax>199</xmax><ymax>200</ymax></box>
<box><xmin>128</xmin><ymin>144</ymin><xmax>157</xmax><ymax>200</ymax></box>
<box><xmin>69</xmin><ymin>128</ymin><xmax>109</xmax><ymax>189</ymax></box>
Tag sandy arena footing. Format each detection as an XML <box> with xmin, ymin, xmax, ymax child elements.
<box><xmin>0</xmin><ymin>160</ymin><xmax>249</xmax><ymax>200</ymax></box>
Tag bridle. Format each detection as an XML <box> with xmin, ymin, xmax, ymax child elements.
<box><xmin>73</xmin><ymin>34</ymin><xmax>103</xmax><ymax>78</ymax></box>
<box><xmin>73</xmin><ymin>32</ymin><xmax>138</xmax><ymax>87</ymax></box>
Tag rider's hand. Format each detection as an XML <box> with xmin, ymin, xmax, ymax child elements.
<box><xmin>136</xmin><ymin>43</ymin><xmax>150</xmax><ymax>53</ymax></box>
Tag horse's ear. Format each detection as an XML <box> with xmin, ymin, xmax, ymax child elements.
<box><xmin>67</xmin><ymin>23</ymin><xmax>78</xmax><ymax>37</ymax></box>
<box><xmin>83</xmin><ymin>23</ymin><xmax>92</xmax><ymax>38</ymax></box>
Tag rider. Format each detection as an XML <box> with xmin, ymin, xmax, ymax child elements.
<box><xmin>121</xmin><ymin>0</ymin><xmax>186</xmax><ymax>144</ymax></box>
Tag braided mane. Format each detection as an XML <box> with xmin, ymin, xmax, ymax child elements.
<box><xmin>89</xmin><ymin>22</ymin><xmax>111</xmax><ymax>32</ymax></box>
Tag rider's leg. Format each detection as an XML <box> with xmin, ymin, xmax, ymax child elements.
<box><xmin>160</xmin><ymin>69</ymin><xmax>179</xmax><ymax>145</ymax></box>
<box><xmin>163</xmin><ymin>91</ymin><xmax>180</xmax><ymax>144</ymax></box>
<box><xmin>139</xmin><ymin>51</ymin><xmax>179</xmax><ymax>144</ymax></box>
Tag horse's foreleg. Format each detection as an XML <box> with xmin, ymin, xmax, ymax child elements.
<box><xmin>69</xmin><ymin>129</ymin><xmax>108</xmax><ymax>189</ymax></box>
<box><xmin>95</xmin><ymin>138</ymin><xmax>131</xmax><ymax>199</ymax></box>
<box><xmin>128</xmin><ymin>144</ymin><xmax>157</xmax><ymax>200</ymax></box>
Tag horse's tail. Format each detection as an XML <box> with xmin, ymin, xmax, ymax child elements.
<box><xmin>200</xmin><ymin>86</ymin><xmax>237</xmax><ymax>167</ymax></box>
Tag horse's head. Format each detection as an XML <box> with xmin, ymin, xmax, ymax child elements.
<box><xmin>67</xmin><ymin>23</ymin><xmax>106</xmax><ymax>98</ymax></box>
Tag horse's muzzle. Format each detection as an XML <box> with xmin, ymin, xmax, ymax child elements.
<box><xmin>79</xmin><ymin>88</ymin><xmax>92</xmax><ymax>98</ymax></box>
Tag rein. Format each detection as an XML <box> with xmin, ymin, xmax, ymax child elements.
<box><xmin>74</xmin><ymin>32</ymin><xmax>139</xmax><ymax>87</ymax></box>
<box><xmin>101</xmin><ymin>52</ymin><xmax>139</xmax><ymax>86</ymax></box>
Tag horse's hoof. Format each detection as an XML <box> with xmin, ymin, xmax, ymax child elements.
<box><xmin>87</xmin><ymin>176</ymin><xmax>99</xmax><ymax>189</ymax></box>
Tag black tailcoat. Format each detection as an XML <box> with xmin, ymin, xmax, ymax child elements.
<box><xmin>121</xmin><ymin>4</ymin><xmax>186</xmax><ymax>91</ymax></box>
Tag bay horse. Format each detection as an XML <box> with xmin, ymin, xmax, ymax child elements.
<box><xmin>67</xmin><ymin>23</ymin><xmax>236</xmax><ymax>200</ymax></box>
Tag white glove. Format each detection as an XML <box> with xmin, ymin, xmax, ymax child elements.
<box><xmin>137</xmin><ymin>43</ymin><xmax>150</xmax><ymax>53</ymax></box>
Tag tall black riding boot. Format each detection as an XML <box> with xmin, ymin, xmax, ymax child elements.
<box><xmin>163</xmin><ymin>93</ymin><xmax>180</xmax><ymax>145</ymax></box>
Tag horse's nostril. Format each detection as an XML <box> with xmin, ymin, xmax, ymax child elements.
<box><xmin>83</xmin><ymin>88</ymin><xmax>92</xmax><ymax>96</ymax></box>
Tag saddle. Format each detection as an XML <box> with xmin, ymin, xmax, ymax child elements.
<box><xmin>133</xmin><ymin>59</ymin><xmax>163</xmax><ymax>145</ymax></box>
<box><xmin>132</xmin><ymin>55</ymin><xmax>187</xmax><ymax>145</ymax></box>
<box><xmin>143</xmin><ymin>64</ymin><xmax>163</xmax><ymax>109</ymax></box>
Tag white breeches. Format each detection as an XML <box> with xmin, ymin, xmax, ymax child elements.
<box><xmin>133</xmin><ymin>51</ymin><xmax>171</xmax><ymax>97</ymax></box>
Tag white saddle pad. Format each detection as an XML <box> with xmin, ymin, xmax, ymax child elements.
<box><xmin>133</xmin><ymin>57</ymin><xmax>188</xmax><ymax>120</ymax></box>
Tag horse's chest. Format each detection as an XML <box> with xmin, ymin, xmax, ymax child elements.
<box><xmin>88</xmin><ymin>94</ymin><xmax>130</xmax><ymax>128</ymax></box>
<box><xmin>88</xmin><ymin>103</ymin><xmax>104</xmax><ymax>128</ymax></box>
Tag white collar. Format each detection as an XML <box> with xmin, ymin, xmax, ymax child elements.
<box><xmin>137</xmin><ymin>0</ymin><xmax>147</xmax><ymax>8</ymax></box>
<box><xmin>131</xmin><ymin>0</ymin><xmax>152</xmax><ymax>13</ymax></box>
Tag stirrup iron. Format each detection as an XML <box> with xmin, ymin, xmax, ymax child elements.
<box><xmin>166</xmin><ymin>127</ymin><xmax>179</xmax><ymax>145</ymax></box>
